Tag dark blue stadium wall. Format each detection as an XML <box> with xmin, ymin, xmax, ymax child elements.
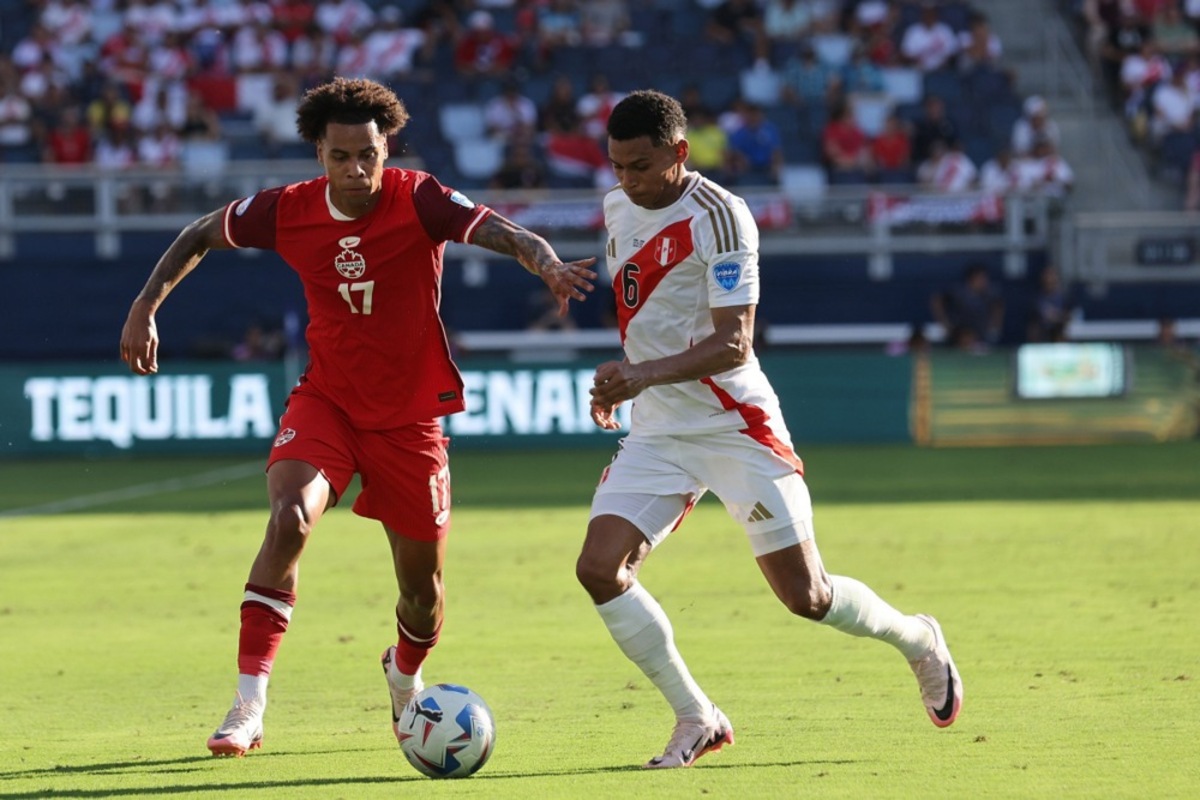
<box><xmin>9</xmin><ymin>234</ymin><xmax>1200</xmax><ymax>362</ymax></box>
<box><xmin>9</xmin><ymin>234</ymin><xmax>305</xmax><ymax>362</ymax></box>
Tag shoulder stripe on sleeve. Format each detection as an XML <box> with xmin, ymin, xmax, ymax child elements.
<box><xmin>693</xmin><ymin>185</ymin><xmax>736</xmax><ymax>254</ymax></box>
<box><xmin>696</xmin><ymin>184</ymin><xmax>742</xmax><ymax>252</ymax></box>
<box><xmin>691</xmin><ymin>189</ymin><xmax>725</xmax><ymax>252</ymax></box>
<box><xmin>462</xmin><ymin>206</ymin><xmax>492</xmax><ymax>244</ymax></box>
<box><xmin>222</xmin><ymin>201</ymin><xmax>241</xmax><ymax>248</ymax></box>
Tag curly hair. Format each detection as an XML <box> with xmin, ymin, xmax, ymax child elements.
<box><xmin>295</xmin><ymin>77</ymin><xmax>410</xmax><ymax>143</ymax></box>
<box><xmin>606</xmin><ymin>90</ymin><xmax>687</xmax><ymax>147</ymax></box>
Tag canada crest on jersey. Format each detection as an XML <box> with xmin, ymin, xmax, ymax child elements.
<box><xmin>653</xmin><ymin>236</ymin><xmax>677</xmax><ymax>267</ymax></box>
<box><xmin>334</xmin><ymin>236</ymin><xmax>366</xmax><ymax>279</ymax></box>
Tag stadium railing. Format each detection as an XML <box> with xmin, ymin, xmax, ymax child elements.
<box><xmin>1</xmin><ymin>158</ymin><xmax>1051</xmax><ymax>272</ymax></box>
<box><xmin>6</xmin><ymin>160</ymin><xmax>1198</xmax><ymax>348</ymax></box>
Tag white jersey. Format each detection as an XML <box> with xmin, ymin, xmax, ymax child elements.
<box><xmin>603</xmin><ymin>173</ymin><xmax>789</xmax><ymax>438</ymax></box>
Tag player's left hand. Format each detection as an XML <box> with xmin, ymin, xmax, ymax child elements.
<box><xmin>591</xmin><ymin>359</ymin><xmax>646</xmax><ymax>407</ymax></box>
<box><xmin>539</xmin><ymin>257</ymin><xmax>597</xmax><ymax>315</ymax></box>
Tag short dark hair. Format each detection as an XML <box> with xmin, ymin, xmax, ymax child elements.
<box><xmin>607</xmin><ymin>89</ymin><xmax>687</xmax><ymax>147</ymax></box>
<box><xmin>295</xmin><ymin>77</ymin><xmax>410</xmax><ymax>143</ymax></box>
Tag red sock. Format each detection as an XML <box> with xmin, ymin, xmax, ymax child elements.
<box><xmin>394</xmin><ymin>613</ymin><xmax>441</xmax><ymax>675</ymax></box>
<box><xmin>238</xmin><ymin>583</ymin><xmax>296</xmax><ymax>676</ymax></box>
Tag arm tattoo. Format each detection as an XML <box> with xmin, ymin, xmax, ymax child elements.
<box><xmin>136</xmin><ymin>212</ymin><xmax>222</xmax><ymax>306</ymax></box>
<box><xmin>472</xmin><ymin>214</ymin><xmax>556</xmax><ymax>275</ymax></box>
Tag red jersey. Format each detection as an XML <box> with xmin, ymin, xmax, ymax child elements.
<box><xmin>222</xmin><ymin>167</ymin><xmax>492</xmax><ymax>429</ymax></box>
<box><xmin>47</xmin><ymin>127</ymin><xmax>91</xmax><ymax>164</ymax></box>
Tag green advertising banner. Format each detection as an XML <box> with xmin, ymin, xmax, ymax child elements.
<box><xmin>2</xmin><ymin>363</ymin><xmax>289</xmax><ymax>457</ymax></box>
<box><xmin>0</xmin><ymin>353</ymin><xmax>915</xmax><ymax>458</ymax></box>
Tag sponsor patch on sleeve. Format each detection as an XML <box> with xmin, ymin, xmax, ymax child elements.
<box><xmin>712</xmin><ymin>261</ymin><xmax>742</xmax><ymax>291</ymax></box>
<box><xmin>234</xmin><ymin>196</ymin><xmax>253</xmax><ymax>216</ymax></box>
<box><xmin>449</xmin><ymin>190</ymin><xmax>475</xmax><ymax>209</ymax></box>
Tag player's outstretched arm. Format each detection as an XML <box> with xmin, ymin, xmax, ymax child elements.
<box><xmin>120</xmin><ymin>208</ymin><xmax>232</xmax><ymax>375</ymax></box>
<box><xmin>470</xmin><ymin>212</ymin><xmax>597</xmax><ymax>315</ymax></box>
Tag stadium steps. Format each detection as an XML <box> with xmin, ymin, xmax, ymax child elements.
<box><xmin>974</xmin><ymin>0</ymin><xmax>1179</xmax><ymax>211</ymax></box>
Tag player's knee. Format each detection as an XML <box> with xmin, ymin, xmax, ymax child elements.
<box><xmin>267</xmin><ymin>500</ymin><xmax>316</xmax><ymax>548</ymax></box>
<box><xmin>780</xmin><ymin>581</ymin><xmax>832</xmax><ymax>620</ymax></box>
<box><xmin>575</xmin><ymin>553</ymin><xmax>625</xmax><ymax>601</ymax></box>
<box><xmin>401</xmin><ymin>570</ymin><xmax>443</xmax><ymax>610</ymax></box>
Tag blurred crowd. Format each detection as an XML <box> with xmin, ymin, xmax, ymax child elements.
<box><xmin>1064</xmin><ymin>0</ymin><xmax>1200</xmax><ymax>206</ymax></box>
<box><xmin>0</xmin><ymin>0</ymin><xmax>1081</xmax><ymax>200</ymax></box>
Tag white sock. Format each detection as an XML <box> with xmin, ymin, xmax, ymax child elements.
<box><xmin>595</xmin><ymin>582</ymin><xmax>711</xmax><ymax>721</ymax></box>
<box><xmin>237</xmin><ymin>673</ymin><xmax>269</xmax><ymax>706</ymax></box>
<box><xmin>387</xmin><ymin>658</ymin><xmax>421</xmax><ymax>690</ymax></box>
<box><xmin>820</xmin><ymin>576</ymin><xmax>934</xmax><ymax>660</ymax></box>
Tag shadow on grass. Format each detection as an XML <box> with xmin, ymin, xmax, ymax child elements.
<box><xmin>0</xmin><ymin>753</ymin><xmax>861</xmax><ymax>797</ymax></box>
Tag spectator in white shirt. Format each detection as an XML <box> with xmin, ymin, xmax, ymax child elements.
<box><xmin>130</xmin><ymin>81</ymin><xmax>186</xmax><ymax>133</ymax></box>
<box><xmin>123</xmin><ymin>0</ymin><xmax>178</xmax><ymax>47</ymax></box>
<box><xmin>979</xmin><ymin>147</ymin><xmax>1020</xmax><ymax>194</ymax></box>
<box><xmin>362</xmin><ymin>6</ymin><xmax>429</xmax><ymax>80</ymax></box>
<box><xmin>1120</xmin><ymin>38</ymin><xmax>1172</xmax><ymax>120</ymax></box>
<box><xmin>289</xmin><ymin>27</ymin><xmax>338</xmax><ymax>78</ymax></box>
<box><xmin>917</xmin><ymin>139</ymin><xmax>977</xmax><ymax>192</ymax></box>
<box><xmin>956</xmin><ymin>10</ymin><xmax>1003</xmax><ymax>73</ymax></box>
<box><xmin>0</xmin><ymin>72</ymin><xmax>34</xmax><ymax>148</ymax></box>
<box><xmin>484</xmin><ymin>78</ymin><xmax>538</xmax><ymax>142</ymax></box>
<box><xmin>900</xmin><ymin>2</ymin><xmax>959</xmax><ymax>72</ymax></box>
<box><xmin>315</xmin><ymin>0</ymin><xmax>376</xmax><ymax>46</ymax></box>
<box><xmin>577</xmin><ymin>73</ymin><xmax>626</xmax><ymax>141</ymax></box>
<box><xmin>230</xmin><ymin>18</ymin><xmax>289</xmax><ymax>73</ymax></box>
<box><xmin>1150</xmin><ymin>69</ymin><xmax>1195</xmax><ymax>144</ymax></box>
<box><xmin>1014</xmin><ymin>140</ymin><xmax>1074</xmax><ymax>198</ymax></box>
<box><xmin>254</xmin><ymin>74</ymin><xmax>304</xmax><ymax>151</ymax></box>
<box><xmin>762</xmin><ymin>0</ymin><xmax>814</xmax><ymax>41</ymax></box>
<box><xmin>137</xmin><ymin>121</ymin><xmax>182</xmax><ymax>167</ymax></box>
<box><xmin>12</xmin><ymin>23</ymin><xmax>58</xmax><ymax>74</ymax></box>
<box><xmin>42</xmin><ymin>0</ymin><xmax>93</xmax><ymax>47</ymax></box>
<box><xmin>1011</xmin><ymin>95</ymin><xmax>1061</xmax><ymax>156</ymax></box>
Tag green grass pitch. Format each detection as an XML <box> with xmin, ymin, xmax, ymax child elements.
<box><xmin>1</xmin><ymin>442</ymin><xmax>1198</xmax><ymax>798</ymax></box>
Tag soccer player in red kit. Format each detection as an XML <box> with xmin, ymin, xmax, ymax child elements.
<box><xmin>119</xmin><ymin>77</ymin><xmax>597</xmax><ymax>757</ymax></box>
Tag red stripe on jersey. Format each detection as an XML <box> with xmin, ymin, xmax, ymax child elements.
<box><xmin>701</xmin><ymin>377</ymin><xmax>804</xmax><ymax>475</ymax></box>
<box><xmin>670</xmin><ymin>494</ymin><xmax>699</xmax><ymax>533</ymax></box>
<box><xmin>612</xmin><ymin>218</ymin><xmax>695</xmax><ymax>343</ymax></box>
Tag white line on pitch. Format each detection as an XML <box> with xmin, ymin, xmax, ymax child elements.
<box><xmin>0</xmin><ymin>461</ymin><xmax>263</xmax><ymax>518</ymax></box>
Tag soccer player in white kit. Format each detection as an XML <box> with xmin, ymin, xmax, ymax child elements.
<box><xmin>576</xmin><ymin>90</ymin><xmax>963</xmax><ymax>769</ymax></box>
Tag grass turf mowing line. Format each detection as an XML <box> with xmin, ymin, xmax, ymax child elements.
<box><xmin>0</xmin><ymin>461</ymin><xmax>263</xmax><ymax>518</ymax></box>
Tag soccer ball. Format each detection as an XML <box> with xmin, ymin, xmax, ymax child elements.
<box><xmin>397</xmin><ymin>683</ymin><xmax>496</xmax><ymax>779</ymax></box>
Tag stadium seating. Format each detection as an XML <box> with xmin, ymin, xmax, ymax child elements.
<box><xmin>4</xmin><ymin>0</ymin><xmax>1195</xmax><ymax>359</ymax></box>
<box><xmin>453</xmin><ymin>138</ymin><xmax>506</xmax><ymax>183</ymax></box>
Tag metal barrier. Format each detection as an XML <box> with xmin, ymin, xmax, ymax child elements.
<box><xmin>1</xmin><ymin>161</ymin><xmax>1051</xmax><ymax>280</ymax></box>
<box><xmin>1063</xmin><ymin>211</ymin><xmax>1200</xmax><ymax>295</ymax></box>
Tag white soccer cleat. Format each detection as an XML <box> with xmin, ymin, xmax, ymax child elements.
<box><xmin>908</xmin><ymin>614</ymin><xmax>963</xmax><ymax>728</ymax></box>
<box><xmin>207</xmin><ymin>694</ymin><xmax>265</xmax><ymax>757</ymax></box>
<box><xmin>381</xmin><ymin>645</ymin><xmax>423</xmax><ymax>744</ymax></box>
<box><xmin>643</xmin><ymin>704</ymin><xmax>735</xmax><ymax>769</ymax></box>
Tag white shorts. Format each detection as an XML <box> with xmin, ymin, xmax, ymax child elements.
<box><xmin>590</xmin><ymin>432</ymin><xmax>815</xmax><ymax>557</ymax></box>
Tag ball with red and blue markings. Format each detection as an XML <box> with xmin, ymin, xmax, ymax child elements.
<box><xmin>397</xmin><ymin>684</ymin><xmax>496</xmax><ymax>779</ymax></box>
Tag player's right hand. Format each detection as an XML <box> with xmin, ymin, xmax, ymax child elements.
<box><xmin>541</xmin><ymin>256</ymin><xmax>597</xmax><ymax>315</ymax></box>
<box><xmin>120</xmin><ymin>306</ymin><xmax>160</xmax><ymax>375</ymax></box>
<box><xmin>590</xmin><ymin>401</ymin><xmax>622</xmax><ymax>431</ymax></box>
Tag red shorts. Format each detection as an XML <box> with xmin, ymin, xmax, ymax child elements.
<box><xmin>267</xmin><ymin>388</ymin><xmax>451</xmax><ymax>541</ymax></box>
